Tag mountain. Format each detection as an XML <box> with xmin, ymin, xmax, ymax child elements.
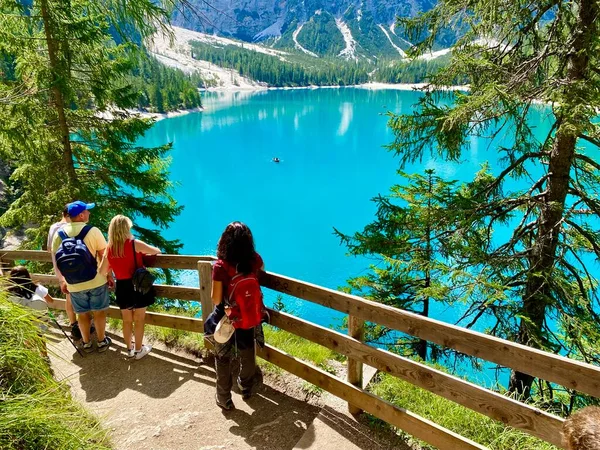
<box><xmin>171</xmin><ymin>0</ymin><xmax>457</xmax><ymax>60</ymax></box>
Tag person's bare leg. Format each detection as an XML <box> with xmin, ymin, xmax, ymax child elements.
<box><xmin>65</xmin><ymin>293</ymin><xmax>77</xmax><ymax>325</ymax></box>
<box><xmin>121</xmin><ymin>309</ymin><xmax>133</xmax><ymax>350</ymax></box>
<box><xmin>78</xmin><ymin>312</ymin><xmax>92</xmax><ymax>343</ymax></box>
<box><xmin>93</xmin><ymin>309</ymin><xmax>107</xmax><ymax>341</ymax></box>
<box><xmin>133</xmin><ymin>307</ymin><xmax>147</xmax><ymax>352</ymax></box>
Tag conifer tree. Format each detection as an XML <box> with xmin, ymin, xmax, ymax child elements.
<box><xmin>0</xmin><ymin>0</ymin><xmax>183</xmax><ymax>251</ymax></box>
<box><xmin>389</xmin><ymin>0</ymin><xmax>600</xmax><ymax>398</ymax></box>
<box><xmin>337</xmin><ymin>170</ymin><xmax>499</xmax><ymax>362</ymax></box>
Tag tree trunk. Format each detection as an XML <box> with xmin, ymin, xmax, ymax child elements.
<box><xmin>416</xmin><ymin>170</ymin><xmax>434</xmax><ymax>361</ymax></box>
<box><xmin>509</xmin><ymin>0</ymin><xmax>597</xmax><ymax>398</ymax></box>
<box><xmin>40</xmin><ymin>0</ymin><xmax>78</xmax><ymax>187</ymax></box>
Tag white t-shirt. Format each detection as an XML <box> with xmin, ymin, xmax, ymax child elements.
<box><xmin>47</xmin><ymin>221</ymin><xmax>65</xmax><ymax>251</ymax></box>
<box><xmin>9</xmin><ymin>284</ymin><xmax>50</xmax><ymax>311</ymax></box>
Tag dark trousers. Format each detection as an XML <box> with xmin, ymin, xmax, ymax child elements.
<box><xmin>215</xmin><ymin>328</ymin><xmax>256</xmax><ymax>403</ymax></box>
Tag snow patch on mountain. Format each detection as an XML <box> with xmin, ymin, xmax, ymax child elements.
<box><xmin>292</xmin><ymin>24</ymin><xmax>319</xmax><ymax>57</ymax></box>
<box><xmin>419</xmin><ymin>47</ymin><xmax>451</xmax><ymax>60</ymax></box>
<box><xmin>254</xmin><ymin>17</ymin><xmax>285</xmax><ymax>40</ymax></box>
<box><xmin>378</xmin><ymin>24</ymin><xmax>406</xmax><ymax>57</ymax></box>
<box><xmin>148</xmin><ymin>26</ymin><xmax>274</xmax><ymax>89</ymax></box>
<box><xmin>336</xmin><ymin>19</ymin><xmax>358</xmax><ymax>61</ymax></box>
<box><xmin>159</xmin><ymin>26</ymin><xmax>289</xmax><ymax>60</ymax></box>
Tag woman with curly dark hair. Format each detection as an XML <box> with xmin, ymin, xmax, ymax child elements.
<box><xmin>211</xmin><ymin>221</ymin><xmax>265</xmax><ymax>410</ymax></box>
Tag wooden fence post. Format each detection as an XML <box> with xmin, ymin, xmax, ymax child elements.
<box><xmin>347</xmin><ymin>314</ymin><xmax>365</xmax><ymax>415</ymax></box>
<box><xmin>198</xmin><ymin>261</ymin><xmax>213</xmax><ymax>349</ymax></box>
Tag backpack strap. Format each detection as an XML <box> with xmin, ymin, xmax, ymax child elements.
<box><xmin>74</xmin><ymin>225</ymin><xmax>93</xmax><ymax>241</ymax></box>
<box><xmin>57</xmin><ymin>230</ymin><xmax>69</xmax><ymax>241</ymax></box>
<box><xmin>132</xmin><ymin>239</ymin><xmax>138</xmax><ymax>270</ymax></box>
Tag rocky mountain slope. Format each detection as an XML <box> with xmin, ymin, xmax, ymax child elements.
<box><xmin>172</xmin><ymin>0</ymin><xmax>457</xmax><ymax>60</ymax></box>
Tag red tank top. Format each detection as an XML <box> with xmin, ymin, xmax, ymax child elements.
<box><xmin>107</xmin><ymin>239</ymin><xmax>144</xmax><ymax>280</ymax></box>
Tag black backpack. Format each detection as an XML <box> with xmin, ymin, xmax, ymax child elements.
<box><xmin>55</xmin><ymin>226</ymin><xmax>97</xmax><ymax>284</ymax></box>
<box><xmin>131</xmin><ymin>240</ymin><xmax>155</xmax><ymax>295</ymax></box>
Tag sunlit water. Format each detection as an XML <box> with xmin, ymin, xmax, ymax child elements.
<box><xmin>136</xmin><ymin>87</ymin><xmax>594</xmax><ymax>385</ymax></box>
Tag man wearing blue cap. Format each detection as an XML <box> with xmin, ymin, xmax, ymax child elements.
<box><xmin>52</xmin><ymin>201</ymin><xmax>114</xmax><ymax>353</ymax></box>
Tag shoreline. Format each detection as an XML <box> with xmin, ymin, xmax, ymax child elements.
<box><xmin>135</xmin><ymin>106</ymin><xmax>204</xmax><ymax>122</ymax></box>
<box><xmin>200</xmin><ymin>82</ymin><xmax>469</xmax><ymax>93</ymax></box>
<box><xmin>127</xmin><ymin>83</ymin><xmax>468</xmax><ymax>120</ymax></box>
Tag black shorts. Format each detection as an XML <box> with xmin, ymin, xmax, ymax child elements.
<box><xmin>115</xmin><ymin>278</ymin><xmax>155</xmax><ymax>310</ymax></box>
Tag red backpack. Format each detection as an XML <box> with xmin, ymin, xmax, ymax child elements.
<box><xmin>226</xmin><ymin>269</ymin><xmax>264</xmax><ymax>329</ymax></box>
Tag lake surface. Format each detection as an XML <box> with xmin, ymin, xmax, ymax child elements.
<box><xmin>137</xmin><ymin>87</ymin><xmax>567</xmax><ymax>383</ymax></box>
<box><xmin>138</xmin><ymin>88</ymin><xmax>558</xmax><ymax>321</ymax></box>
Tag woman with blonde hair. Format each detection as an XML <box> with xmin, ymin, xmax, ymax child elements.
<box><xmin>100</xmin><ymin>215</ymin><xmax>160</xmax><ymax>360</ymax></box>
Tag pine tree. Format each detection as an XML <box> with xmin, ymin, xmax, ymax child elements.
<box><xmin>390</xmin><ymin>0</ymin><xmax>600</xmax><ymax>398</ymax></box>
<box><xmin>0</xmin><ymin>0</ymin><xmax>182</xmax><ymax>252</ymax></box>
<box><xmin>336</xmin><ymin>170</ymin><xmax>494</xmax><ymax>361</ymax></box>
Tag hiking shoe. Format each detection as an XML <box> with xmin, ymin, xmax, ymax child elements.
<box><xmin>97</xmin><ymin>336</ymin><xmax>112</xmax><ymax>353</ymax></box>
<box><xmin>82</xmin><ymin>341</ymin><xmax>95</xmax><ymax>353</ymax></box>
<box><xmin>215</xmin><ymin>395</ymin><xmax>234</xmax><ymax>411</ymax></box>
<box><xmin>134</xmin><ymin>344</ymin><xmax>152</xmax><ymax>360</ymax></box>
<box><xmin>237</xmin><ymin>380</ymin><xmax>252</xmax><ymax>400</ymax></box>
<box><xmin>70</xmin><ymin>322</ymin><xmax>82</xmax><ymax>341</ymax></box>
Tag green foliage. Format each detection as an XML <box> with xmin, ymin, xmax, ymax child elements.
<box><xmin>337</xmin><ymin>170</ymin><xmax>501</xmax><ymax>362</ymax></box>
<box><xmin>295</xmin><ymin>12</ymin><xmax>345</xmax><ymax>57</ymax></box>
<box><xmin>370</xmin><ymin>372</ymin><xmax>557</xmax><ymax>450</ymax></box>
<box><xmin>130</xmin><ymin>55</ymin><xmax>202</xmax><ymax>113</ymax></box>
<box><xmin>389</xmin><ymin>0</ymin><xmax>600</xmax><ymax>397</ymax></box>
<box><xmin>345</xmin><ymin>11</ymin><xmax>399</xmax><ymax>59</ymax></box>
<box><xmin>0</xmin><ymin>296</ymin><xmax>110</xmax><ymax>449</ymax></box>
<box><xmin>190</xmin><ymin>41</ymin><xmax>369</xmax><ymax>87</ymax></box>
<box><xmin>373</xmin><ymin>54</ymin><xmax>458</xmax><ymax>84</ymax></box>
<box><xmin>0</xmin><ymin>0</ymin><xmax>183</xmax><ymax>253</ymax></box>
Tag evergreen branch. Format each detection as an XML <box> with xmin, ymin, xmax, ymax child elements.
<box><xmin>564</xmin><ymin>219</ymin><xmax>600</xmax><ymax>257</ymax></box>
<box><xmin>481</xmin><ymin>152</ymin><xmax>546</xmax><ymax>196</ymax></box>
<box><xmin>578</xmin><ymin>134</ymin><xmax>600</xmax><ymax>149</ymax></box>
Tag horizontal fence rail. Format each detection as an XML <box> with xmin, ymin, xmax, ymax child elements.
<box><xmin>260</xmin><ymin>271</ymin><xmax>600</xmax><ymax>399</ymax></box>
<box><xmin>267</xmin><ymin>309</ymin><xmax>564</xmax><ymax>446</ymax></box>
<box><xmin>3</xmin><ymin>250</ymin><xmax>599</xmax><ymax>449</ymax></box>
<box><xmin>50</xmin><ymin>298</ymin><xmax>204</xmax><ymax>332</ymax></box>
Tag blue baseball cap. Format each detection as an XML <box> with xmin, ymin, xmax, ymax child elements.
<box><xmin>67</xmin><ymin>200</ymin><xmax>95</xmax><ymax>217</ymax></box>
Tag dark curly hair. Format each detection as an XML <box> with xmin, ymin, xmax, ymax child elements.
<box><xmin>217</xmin><ymin>221</ymin><xmax>257</xmax><ymax>274</ymax></box>
<box><xmin>8</xmin><ymin>266</ymin><xmax>37</xmax><ymax>299</ymax></box>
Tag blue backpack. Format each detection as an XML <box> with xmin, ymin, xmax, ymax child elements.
<box><xmin>55</xmin><ymin>226</ymin><xmax>98</xmax><ymax>284</ymax></box>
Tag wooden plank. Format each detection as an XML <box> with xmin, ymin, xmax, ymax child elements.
<box><xmin>0</xmin><ymin>250</ymin><xmax>51</xmax><ymax>262</ymax></box>
<box><xmin>257</xmin><ymin>344</ymin><xmax>488</xmax><ymax>450</ymax></box>
<box><xmin>31</xmin><ymin>274</ymin><xmax>201</xmax><ymax>301</ymax></box>
<box><xmin>153</xmin><ymin>254</ymin><xmax>216</xmax><ymax>270</ymax></box>
<box><xmin>0</xmin><ymin>250</ymin><xmax>216</xmax><ymax>270</ymax></box>
<box><xmin>268</xmin><ymin>309</ymin><xmax>565</xmax><ymax>447</ymax></box>
<box><xmin>198</xmin><ymin>261</ymin><xmax>213</xmax><ymax>348</ymax></box>
<box><xmin>49</xmin><ymin>298</ymin><xmax>203</xmax><ymax>332</ymax></box>
<box><xmin>347</xmin><ymin>314</ymin><xmax>364</xmax><ymax>415</ymax></box>
<box><xmin>261</xmin><ymin>272</ymin><xmax>600</xmax><ymax>398</ymax></box>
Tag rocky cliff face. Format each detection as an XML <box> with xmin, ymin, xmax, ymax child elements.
<box><xmin>172</xmin><ymin>0</ymin><xmax>442</xmax><ymax>59</ymax></box>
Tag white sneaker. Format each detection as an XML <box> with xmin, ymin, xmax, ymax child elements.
<box><xmin>127</xmin><ymin>346</ymin><xmax>135</xmax><ymax>358</ymax></box>
<box><xmin>135</xmin><ymin>344</ymin><xmax>152</xmax><ymax>360</ymax></box>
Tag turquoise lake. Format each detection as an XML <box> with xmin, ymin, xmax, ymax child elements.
<box><xmin>137</xmin><ymin>88</ymin><xmax>563</xmax><ymax>375</ymax></box>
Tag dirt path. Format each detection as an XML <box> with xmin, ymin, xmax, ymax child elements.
<box><xmin>48</xmin><ymin>326</ymin><xmax>410</xmax><ymax>450</ymax></box>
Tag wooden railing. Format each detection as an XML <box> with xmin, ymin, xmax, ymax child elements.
<box><xmin>3</xmin><ymin>250</ymin><xmax>599</xmax><ymax>449</ymax></box>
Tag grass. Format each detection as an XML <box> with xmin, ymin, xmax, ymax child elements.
<box><xmin>369</xmin><ymin>372</ymin><xmax>558</xmax><ymax>450</ymax></box>
<box><xmin>108</xmin><ymin>309</ymin><xmax>342</xmax><ymax>374</ymax></box>
<box><xmin>0</xmin><ymin>295</ymin><xmax>110</xmax><ymax>450</ymax></box>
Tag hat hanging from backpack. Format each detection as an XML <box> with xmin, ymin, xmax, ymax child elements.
<box><xmin>214</xmin><ymin>315</ymin><xmax>235</xmax><ymax>344</ymax></box>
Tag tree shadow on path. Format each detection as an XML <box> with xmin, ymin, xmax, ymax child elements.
<box><xmin>50</xmin><ymin>330</ymin><xmax>215</xmax><ymax>402</ymax></box>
